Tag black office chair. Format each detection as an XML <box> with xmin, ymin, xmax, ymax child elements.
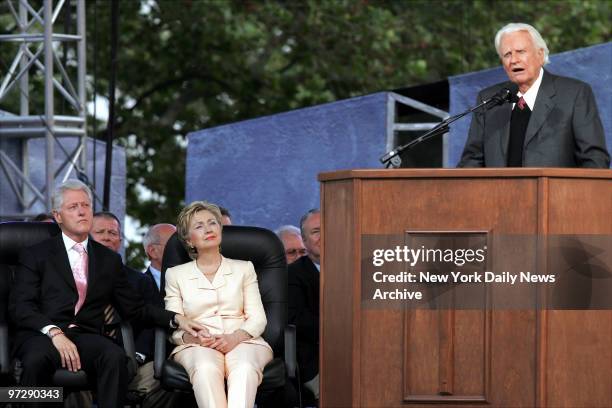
<box><xmin>0</xmin><ymin>221</ymin><xmax>137</xmax><ymax>391</ymax></box>
<box><xmin>155</xmin><ymin>225</ymin><xmax>299</xmax><ymax>407</ymax></box>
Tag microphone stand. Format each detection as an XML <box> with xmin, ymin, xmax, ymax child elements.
<box><xmin>379</xmin><ymin>95</ymin><xmax>506</xmax><ymax>168</ymax></box>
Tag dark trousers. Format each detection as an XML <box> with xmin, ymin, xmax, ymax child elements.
<box><xmin>15</xmin><ymin>329</ymin><xmax>128</xmax><ymax>408</ymax></box>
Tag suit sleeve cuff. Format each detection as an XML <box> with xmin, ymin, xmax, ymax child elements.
<box><xmin>41</xmin><ymin>325</ymin><xmax>60</xmax><ymax>335</ymax></box>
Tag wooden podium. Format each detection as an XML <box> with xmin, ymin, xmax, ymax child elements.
<box><xmin>318</xmin><ymin>168</ymin><xmax>612</xmax><ymax>408</ymax></box>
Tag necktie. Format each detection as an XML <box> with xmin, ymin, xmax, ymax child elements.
<box><xmin>72</xmin><ymin>243</ymin><xmax>88</xmax><ymax>314</ymax></box>
<box><xmin>508</xmin><ymin>97</ymin><xmax>532</xmax><ymax>166</ymax></box>
<box><xmin>104</xmin><ymin>304</ymin><xmax>118</xmax><ymax>338</ymax></box>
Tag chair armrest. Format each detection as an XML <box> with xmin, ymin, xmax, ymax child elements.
<box><xmin>0</xmin><ymin>324</ymin><xmax>8</xmax><ymax>375</ymax></box>
<box><xmin>154</xmin><ymin>327</ymin><xmax>167</xmax><ymax>380</ymax></box>
<box><xmin>120</xmin><ymin>321</ymin><xmax>138</xmax><ymax>378</ymax></box>
<box><xmin>284</xmin><ymin>324</ymin><xmax>297</xmax><ymax>380</ymax></box>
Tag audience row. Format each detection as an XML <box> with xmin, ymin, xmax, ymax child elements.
<box><xmin>7</xmin><ymin>179</ymin><xmax>320</xmax><ymax>408</ymax></box>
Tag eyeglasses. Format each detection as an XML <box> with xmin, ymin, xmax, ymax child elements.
<box><xmin>286</xmin><ymin>248</ymin><xmax>307</xmax><ymax>256</ymax></box>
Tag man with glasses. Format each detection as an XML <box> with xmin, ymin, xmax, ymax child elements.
<box><xmin>275</xmin><ymin>225</ymin><xmax>307</xmax><ymax>265</ymax></box>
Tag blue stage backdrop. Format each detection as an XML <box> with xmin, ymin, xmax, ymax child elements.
<box><xmin>186</xmin><ymin>92</ymin><xmax>388</xmax><ymax>229</ymax></box>
<box><xmin>448</xmin><ymin>42</ymin><xmax>612</xmax><ymax>167</ymax></box>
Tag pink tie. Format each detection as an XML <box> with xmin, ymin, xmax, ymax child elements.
<box><xmin>73</xmin><ymin>243</ymin><xmax>88</xmax><ymax>314</ymax></box>
<box><xmin>517</xmin><ymin>96</ymin><xmax>527</xmax><ymax>110</ymax></box>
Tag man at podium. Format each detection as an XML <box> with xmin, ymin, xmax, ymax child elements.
<box><xmin>458</xmin><ymin>22</ymin><xmax>610</xmax><ymax>168</ymax></box>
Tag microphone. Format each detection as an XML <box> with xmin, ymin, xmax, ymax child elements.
<box><xmin>484</xmin><ymin>83</ymin><xmax>519</xmax><ymax>108</ymax></box>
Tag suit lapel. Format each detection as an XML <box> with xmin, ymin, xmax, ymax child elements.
<box><xmin>187</xmin><ymin>261</ymin><xmax>213</xmax><ymax>290</ymax></box>
<box><xmin>524</xmin><ymin>70</ymin><xmax>555</xmax><ymax>148</ymax></box>
<box><xmin>50</xmin><ymin>235</ymin><xmax>78</xmax><ymax>292</ymax></box>
<box><xmin>497</xmin><ymin>103</ymin><xmax>513</xmax><ymax>160</ymax></box>
<box><xmin>211</xmin><ymin>257</ymin><xmax>232</xmax><ymax>289</ymax></box>
<box><xmin>192</xmin><ymin>257</ymin><xmax>232</xmax><ymax>290</ymax></box>
<box><xmin>145</xmin><ymin>268</ymin><xmax>161</xmax><ymax>295</ymax></box>
<box><xmin>84</xmin><ymin>240</ymin><xmax>97</xmax><ymax>300</ymax></box>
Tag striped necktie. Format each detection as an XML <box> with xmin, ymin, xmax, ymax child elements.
<box><xmin>104</xmin><ymin>304</ymin><xmax>118</xmax><ymax>338</ymax></box>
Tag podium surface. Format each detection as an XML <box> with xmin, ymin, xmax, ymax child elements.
<box><xmin>319</xmin><ymin>168</ymin><xmax>611</xmax><ymax>408</ymax></box>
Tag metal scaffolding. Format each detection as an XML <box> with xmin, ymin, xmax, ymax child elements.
<box><xmin>0</xmin><ymin>0</ymin><xmax>87</xmax><ymax>219</ymax></box>
<box><xmin>386</xmin><ymin>93</ymin><xmax>450</xmax><ymax>167</ymax></box>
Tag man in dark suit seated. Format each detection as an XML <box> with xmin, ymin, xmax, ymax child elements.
<box><xmin>9</xmin><ymin>179</ymin><xmax>203</xmax><ymax>408</ymax></box>
<box><xmin>90</xmin><ymin>212</ymin><xmax>169</xmax><ymax>403</ymax></box>
<box><xmin>458</xmin><ymin>22</ymin><xmax>610</xmax><ymax>168</ymax></box>
<box><xmin>288</xmin><ymin>209</ymin><xmax>321</xmax><ymax>403</ymax></box>
<box><xmin>138</xmin><ymin>222</ymin><xmax>177</xmax><ymax>407</ymax></box>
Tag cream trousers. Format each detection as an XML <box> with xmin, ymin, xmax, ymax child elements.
<box><xmin>174</xmin><ymin>343</ymin><xmax>273</xmax><ymax>408</ymax></box>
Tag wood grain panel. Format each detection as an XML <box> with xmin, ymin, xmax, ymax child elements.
<box><xmin>545</xmin><ymin>310</ymin><xmax>612</xmax><ymax>408</ymax></box>
<box><xmin>358</xmin><ymin>177</ymin><xmax>537</xmax><ymax>407</ymax></box>
<box><xmin>319</xmin><ymin>170</ymin><xmax>611</xmax><ymax>408</ymax></box>
<box><xmin>319</xmin><ymin>168</ymin><xmax>612</xmax><ymax>182</ymax></box>
<box><xmin>403</xmin><ymin>310</ymin><xmax>490</xmax><ymax>404</ymax></box>
<box><xmin>547</xmin><ymin>178</ymin><xmax>612</xmax><ymax>234</ymax></box>
<box><xmin>320</xmin><ymin>179</ymin><xmax>359</xmax><ymax>408</ymax></box>
<box><xmin>359</xmin><ymin>178</ymin><xmax>538</xmax><ymax>235</ymax></box>
<box><xmin>543</xmin><ymin>177</ymin><xmax>612</xmax><ymax>407</ymax></box>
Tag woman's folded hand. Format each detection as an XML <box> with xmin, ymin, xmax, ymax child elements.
<box><xmin>209</xmin><ymin>332</ymin><xmax>244</xmax><ymax>354</ymax></box>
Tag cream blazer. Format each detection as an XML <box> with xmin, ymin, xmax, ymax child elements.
<box><xmin>164</xmin><ymin>256</ymin><xmax>271</xmax><ymax>356</ymax></box>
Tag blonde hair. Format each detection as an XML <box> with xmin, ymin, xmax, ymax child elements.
<box><xmin>176</xmin><ymin>201</ymin><xmax>223</xmax><ymax>259</ymax></box>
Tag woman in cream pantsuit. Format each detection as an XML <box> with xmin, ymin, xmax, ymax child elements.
<box><xmin>165</xmin><ymin>201</ymin><xmax>273</xmax><ymax>408</ymax></box>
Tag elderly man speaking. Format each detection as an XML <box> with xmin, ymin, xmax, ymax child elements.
<box><xmin>458</xmin><ymin>23</ymin><xmax>610</xmax><ymax>168</ymax></box>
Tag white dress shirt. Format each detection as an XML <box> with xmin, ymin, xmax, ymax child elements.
<box><xmin>514</xmin><ymin>67</ymin><xmax>544</xmax><ymax>111</ymax></box>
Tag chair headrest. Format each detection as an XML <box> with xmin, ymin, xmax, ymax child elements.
<box><xmin>0</xmin><ymin>222</ymin><xmax>61</xmax><ymax>265</ymax></box>
<box><xmin>162</xmin><ymin>225</ymin><xmax>286</xmax><ymax>273</ymax></box>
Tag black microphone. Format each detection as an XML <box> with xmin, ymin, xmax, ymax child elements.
<box><xmin>485</xmin><ymin>83</ymin><xmax>519</xmax><ymax>109</ymax></box>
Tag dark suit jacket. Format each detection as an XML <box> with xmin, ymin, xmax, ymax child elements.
<box><xmin>9</xmin><ymin>235</ymin><xmax>174</xmax><ymax>352</ymax></box>
<box><xmin>459</xmin><ymin>70</ymin><xmax>610</xmax><ymax>168</ymax></box>
<box><xmin>288</xmin><ymin>255</ymin><xmax>319</xmax><ymax>382</ymax></box>
<box><xmin>144</xmin><ymin>267</ymin><xmax>164</xmax><ymax>308</ymax></box>
<box><xmin>124</xmin><ymin>265</ymin><xmax>157</xmax><ymax>359</ymax></box>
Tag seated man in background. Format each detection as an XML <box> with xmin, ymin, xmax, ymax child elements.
<box><xmin>93</xmin><ymin>214</ymin><xmax>183</xmax><ymax>407</ymax></box>
<box><xmin>32</xmin><ymin>212</ymin><xmax>54</xmax><ymax>222</ymax></box>
<box><xmin>219</xmin><ymin>206</ymin><xmax>233</xmax><ymax>225</ymax></box>
<box><xmin>9</xmin><ymin>179</ymin><xmax>202</xmax><ymax>408</ymax></box>
<box><xmin>275</xmin><ymin>225</ymin><xmax>307</xmax><ymax>265</ymax></box>
<box><xmin>143</xmin><ymin>223</ymin><xmax>177</xmax><ymax>305</ymax></box>
<box><xmin>288</xmin><ymin>209</ymin><xmax>321</xmax><ymax>403</ymax></box>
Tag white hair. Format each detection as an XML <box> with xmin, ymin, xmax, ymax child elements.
<box><xmin>274</xmin><ymin>225</ymin><xmax>301</xmax><ymax>238</ymax></box>
<box><xmin>51</xmin><ymin>179</ymin><xmax>93</xmax><ymax>211</ymax></box>
<box><xmin>143</xmin><ymin>223</ymin><xmax>175</xmax><ymax>249</ymax></box>
<box><xmin>495</xmin><ymin>23</ymin><xmax>550</xmax><ymax>65</ymax></box>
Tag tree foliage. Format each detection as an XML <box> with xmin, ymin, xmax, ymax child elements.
<box><xmin>2</xmin><ymin>0</ymin><xmax>610</xmax><ymax>268</ymax></box>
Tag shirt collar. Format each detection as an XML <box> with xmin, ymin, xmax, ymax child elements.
<box><xmin>517</xmin><ymin>67</ymin><xmax>544</xmax><ymax>110</ymax></box>
<box><xmin>61</xmin><ymin>232</ymin><xmax>89</xmax><ymax>253</ymax></box>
